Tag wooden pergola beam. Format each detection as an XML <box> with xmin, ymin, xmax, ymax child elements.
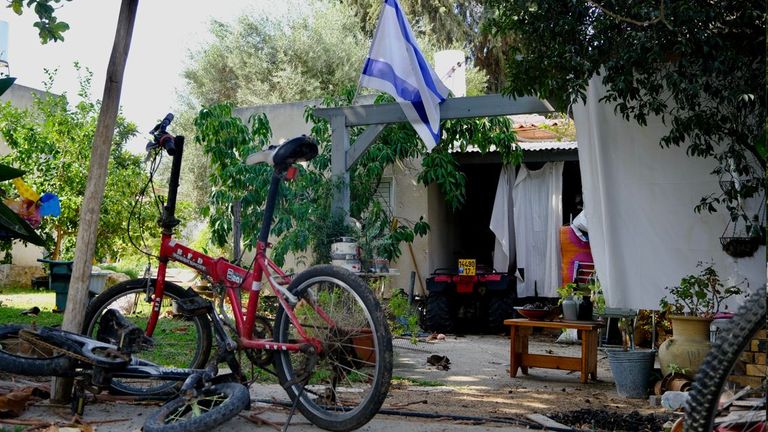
<box><xmin>313</xmin><ymin>94</ymin><xmax>554</xmax><ymax>216</ymax></box>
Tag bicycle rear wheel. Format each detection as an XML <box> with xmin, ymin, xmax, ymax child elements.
<box><xmin>143</xmin><ymin>382</ymin><xmax>250</xmax><ymax>432</ymax></box>
<box><xmin>82</xmin><ymin>279</ymin><xmax>212</xmax><ymax>396</ymax></box>
<box><xmin>0</xmin><ymin>325</ymin><xmax>77</xmax><ymax>376</ymax></box>
<box><xmin>685</xmin><ymin>296</ymin><xmax>767</xmax><ymax>431</ymax></box>
<box><xmin>273</xmin><ymin>265</ymin><xmax>393</xmax><ymax>432</ymax></box>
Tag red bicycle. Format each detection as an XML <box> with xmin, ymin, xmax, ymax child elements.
<box><xmin>81</xmin><ymin>114</ymin><xmax>393</xmax><ymax>431</ymax></box>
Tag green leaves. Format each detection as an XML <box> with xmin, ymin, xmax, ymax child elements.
<box><xmin>9</xmin><ymin>0</ymin><xmax>72</xmax><ymax>43</ymax></box>
<box><xmin>0</xmin><ymin>68</ymin><xmax>143</xmax><ymax>259</ymax></box>
<box><xmin>485</xmin><ymin>0</ymin><xmax>766</xmax><ymax>238</ymax></box>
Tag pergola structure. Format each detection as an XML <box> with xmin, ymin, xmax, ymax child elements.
<box><xmin>313</xmin><ymin>94</ymin><xmax>554</xmax><ymax>216</ymax></box>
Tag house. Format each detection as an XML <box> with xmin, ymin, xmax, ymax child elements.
<box><xmin>0</xmin><ymin>82</ymin><xmax>53</xmax><ymax>267</ymax></box>
<box><xmin>235</xmin><ymin>101</ymin><xmax>580</xmax><ymax>302</ymax></box>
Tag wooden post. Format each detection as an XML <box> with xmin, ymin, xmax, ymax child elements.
<box><xmin>52</xmin><ymin>0</ymin><xmax>138</xmax><ymax>403</ymax></box>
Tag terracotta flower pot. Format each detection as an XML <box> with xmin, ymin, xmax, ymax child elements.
<box><xmin>657</xmin><ymin>315</ymin><xmax>712</xmax><ymax>376</ymax></box>
<box><xmin>351</xmin><ymin>331</ymin><xmax>376</xmax><ymax>364</ymax></box>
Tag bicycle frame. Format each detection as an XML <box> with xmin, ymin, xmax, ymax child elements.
<box><xmin>143</xmin><ymin>136</ymin><xmax>324</xmax><ymax>355</ymax></box>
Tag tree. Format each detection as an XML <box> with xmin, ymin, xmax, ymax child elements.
<box><xmin>8</xmin><ymin>0</ymin><xmax>139</xmax><ymax>402</ymax></box>
<box><xmin>194</xmin><ymin>90</ymin><xmax>520</xmax><ymax>267</ymax></box>
<box><xmin>183</xmin><ymin>0</ymin><xmax>368</xmax><ymax>107</ymax></box>
<box><xmin>0</xmin><ymin>67</ymin><xmax>147</xmax><ymax>261</ymax></box>
<box><xmin>6</xmin><ymin>0</ymin><xmax>72</xmax><ymax>43</ymax></box>
<box><xmin>340</xmin><ymin>0</ymin><xmax>511</xmax><ymax>92</ymax></box>
<box><xmin>485</xmin><ymin>0</ymin><xmax>766</xmax><ymax>235</ymax></box>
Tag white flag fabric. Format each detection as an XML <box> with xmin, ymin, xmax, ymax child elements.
<box><xmin>359</xmin><ymin>0</ymin><xmax>450</xmax><ymax>150</ymax></box>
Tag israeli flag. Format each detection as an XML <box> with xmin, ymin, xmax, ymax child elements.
<box><xmin>359</xmin><ymin>0</ymin><xmax>450</xmax><ymax>150</ymax></box>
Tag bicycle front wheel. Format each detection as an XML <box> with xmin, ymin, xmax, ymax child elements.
<box><xmin>82</xmin><ymin>278</ymin><xmax>212</xmax><ymax>397</ymax></box>
<box><xmin>273</xmin><ymin>265</ymin><xmax>393</xmax><ymax>432</ymax></box>
<box><xmin>0</xmin><ymin>325</ymin><xmax>77</xmax><ymax>376</ymax></box>
<box><xmin>143</xmin><ymin>382</ymin><xmax>250</xmax><ymax>432</ymax></box>
<box><xmin>685</xmin><ymin>296</ymin><xmax>766</xmax><ymax>431</ymax></box>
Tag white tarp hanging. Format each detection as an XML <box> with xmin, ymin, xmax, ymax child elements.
<box><xmin>572</xmin><ymin>76</ymin><xmax>766</xmax><ymax>310</ymax></box>
<box><xmin>490</xmin><ymin>165</ymin><xmax>516</xmax><ymax>273</ymax></box>
<box><xmin>513</xmin><ymin>162</ymin><xmax>564</xmax><ymax>297</ymax></box>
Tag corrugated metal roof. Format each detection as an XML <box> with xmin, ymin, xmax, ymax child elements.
<box><xmin>519</xmin><ymin>141</ymin><xmax>577</xmax><ymax>151</ymax></box>
<box><xmin>452</xmin><ymin>141</ymin><xmax>578</xmax><ymax>153</ymax></box>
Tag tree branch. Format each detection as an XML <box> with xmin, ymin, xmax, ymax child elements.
<box><xmin>587</xmin><ymin>0</ymin><xmax>673</xmax><ymax>29</ymax></box>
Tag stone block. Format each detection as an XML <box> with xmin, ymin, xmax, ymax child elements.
<box><xmin>745</xmin><ymin>364</ymin><xmax>766</xmax><ymax>377</ymax></box>
<box><xmin>727</xmin><ymin>374</ymin><xmax>765</xmax><ymax>388</ymax></box>
<box><xmin>740</xmin><ymin>352</ymin><xmax>754</xmax><ymax>363</ymax></box>
<box><xmin>755</xmin><ymin>353</ymin><xmax>766</xmax><ymax>365</ymax></box>
<box><xmin>0</xmin><ymin>264</ymin><xmax>46</xmax><ymax>288</ymax></box>
<box><xmin>750</xmin><ymin>339</ymin><xmax>766</xmax><ymax>353</ymax></box>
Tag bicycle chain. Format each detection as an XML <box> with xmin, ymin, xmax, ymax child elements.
<box><xmin>18</xmin><ymin>329</ymin><xmax>96</xmax><ymax>365</ymax></box>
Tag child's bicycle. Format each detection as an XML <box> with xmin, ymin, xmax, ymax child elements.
<box><xmin>0</xmin><ymin>114</ymin><xmax>393</xmax><ymax>432</ymax></box>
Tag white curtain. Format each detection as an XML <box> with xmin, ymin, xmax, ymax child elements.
<box><xmin>513</xmin><ymin>163</ymin><xmax>564</xmax><ymax>297</ymax></box>
<box><xmin>490</xmin><ymin>166</ymin><xmax>515</xmax><ymax>273</ymax></box>
<box><xmin>572</xmin><ymin>76</ymin><xmax>766</xmax><ymax>309</ymax></box>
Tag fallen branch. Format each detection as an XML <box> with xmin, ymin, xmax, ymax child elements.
<box><xmin>240</xmin><ymin>412</ymin><xmax>283</xmax><ymax>431</ymax></box>
<box><xmin>0</xmin><ymin>418</ymin><xmax>50</xmax><ymax>426</ymax></box>
<box><xmin>389</xmin><ymin>399</ymin><xmax>428</xmax><ymax>408</ymax></box>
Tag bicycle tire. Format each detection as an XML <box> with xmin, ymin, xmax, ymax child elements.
<box><xmin>82</xmin><ymin>278</ymin><xmax>212</xmax><ymax>396</ymax></box>
<box><xmin>685</xmin><ymin>296</ymin><xmax>767</xmax><ymax>431</ymax></box>
<box><xmin>273</xmin><ymin>265</ymin><xmax>393</xmax><ymax>432</ymax></box>
<box><xmin>143</xmin><ymin>382</ymin><xmax>250</xmax><ymax>432</ymax></box>
<box><xmin>0</xmin><ymin>325</ymin><xmax>77</xmax><ymax>376</ymax></box>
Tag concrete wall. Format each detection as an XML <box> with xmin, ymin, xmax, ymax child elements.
<box><xmin>387</xmin><ymin>161</ymin><xmax>430</xmax><ymax>296</ymax></box>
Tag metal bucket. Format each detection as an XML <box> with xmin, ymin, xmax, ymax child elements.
<box><xmin>605</xmin><ymin>349</ymin><xmax>656</xmax><ymax>398</ymax></box>
<box><xmin>331</xmin><ymin>237</ymin><xmax>361</xmax><ymax>273</ymax></box>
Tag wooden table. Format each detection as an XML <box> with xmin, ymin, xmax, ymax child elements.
<box><xmin>504</xmin><ymin>318</ymin><xmax>604</xmax><ymax>383</ymax></box>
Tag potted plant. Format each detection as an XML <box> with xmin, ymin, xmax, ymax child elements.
<box><xmin>556</xmin><ymin>282</ymin><xmax>580</xmax><ymax>320</ymax></box>
<box><xmin>657</xmin><ymin>262</ymin><xmax>746</xmax><ymax>375</ymax></box>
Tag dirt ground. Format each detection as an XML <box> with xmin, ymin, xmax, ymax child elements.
<box><xmin>0</xmin><ymin>332</ymin><xmax>674</xmax><ymax>431</ymax></box>
<box><xmin>387</xmin><ymin>332</ymin><xmax>670</xmax><ymax>426</ymax></box>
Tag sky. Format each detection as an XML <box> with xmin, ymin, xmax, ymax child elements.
<box><xmin>0</xmin><ymin>1</ymin><xmax>291</xmax><ymax>153</ymax></box>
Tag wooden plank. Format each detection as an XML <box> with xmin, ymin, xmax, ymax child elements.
<box><xmin>750</xmin><ymin>339</ymin><xmax>766</xmax><ymax>352</ymax></box>
<box><xmin>314</xmin><ymin>95</ymin><xmax>553</xmax><ymax>126</ymax></box>
<box><xmin>714</xmin><ymin>409</ymin><xmax>765</xmax><ymax>425</ymax></box>
<box><xmin>525</xmin><ymin>414</ymin><xmax>574</xmax><ymax>430</ymax></box>
<box><xmin>504</xmin><ymin>318</ymin><xmax>603</xmax><ymax>331</ymax></box>
<box><xmin>346</xmin><ymin>124</ymin><xmax>386</xmax><ymax>170</ymax></box>
<box><xmin>753</xmin><ymin>352</ymin><xmax>766</xmax><ymax>365</ymax></box>
<box><xmin>732</xmin><ymin>399</ymin><xmax>766</xmax><ymax>408</ymax></box>
<box><xmin>720</xmin><ymin>386</ymin><xmax>752</xmax><ymax>411</ymax></box>
<box><xmin>521</xmin><ymin>353</ymin><xmax>581</xmax><ymax>371</ymax></box>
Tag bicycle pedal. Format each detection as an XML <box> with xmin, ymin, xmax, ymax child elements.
<box><xmin>175</xmin><ymin>294</ymin><xmax>213</xmax><ymax>316</ymax></box>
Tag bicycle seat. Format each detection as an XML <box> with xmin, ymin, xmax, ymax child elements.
<box><xmin>246</xmin><ymin>135</ymin><xmax>318</xmax><ymax>169</ymax></box>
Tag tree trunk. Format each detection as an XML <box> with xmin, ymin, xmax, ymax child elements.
<box><xmin>52</xmin><ymin>0</ymin><xmax>138</xmax><ymax>403</ymax></box>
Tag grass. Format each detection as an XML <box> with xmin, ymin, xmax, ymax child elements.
<box><xmin>392</xmin><ymin>375</ymin><xmax>445</xmax><ymax>387</ymax></box>
<box><xmin>0</xmin><ymin>286</ymin><xmax>63</xmax><ymax>327</ymax></box>
<box><xmin>98</xmin><ymin>263</ymin><xmax>140</xmax><ymax>279</ymax></box>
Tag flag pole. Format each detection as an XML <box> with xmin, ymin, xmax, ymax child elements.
<box><xmin>353</xmin><ymin>4</ymin><xmax>387</xmax><ymax>106</ymax></box>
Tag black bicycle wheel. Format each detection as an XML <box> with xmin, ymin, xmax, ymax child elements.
<box><xmin>425</xmin><ymin>293</ymin><xmax>453</xmax><ymax>333</ymax></box>
<box><xmin>0</xmin><ymin>325</ymin><xmax>77</xmax><ymax>376</ymax></box>
<box><xmin>82</xmin><ymin>278</ymin><xmax>212</xmax><ymax>396</ymax></box>
<box><xmin>685</xmin><ymin>297</ymin><xmax>767</xmax><ymax>431</ymax></box>
<box><xmin>273</xmin><ymin>265</ymin><xmax>393</xmax><ymax>432</ymax></box>
<box><xmin>143</xmin><ymin>382</ymin><xmax>250</xmax><ymax>432</ymax></box>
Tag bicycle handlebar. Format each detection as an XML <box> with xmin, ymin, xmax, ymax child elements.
<box><xmin>146</xmin><ymin>113</ymin><xmax>176</xmax><ymax>155</ymax></box>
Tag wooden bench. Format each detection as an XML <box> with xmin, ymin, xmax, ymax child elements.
<box><xmin>504</xmin><ymin>318</ymin><xmax>604</xmax><ymax>383</ymax></box>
